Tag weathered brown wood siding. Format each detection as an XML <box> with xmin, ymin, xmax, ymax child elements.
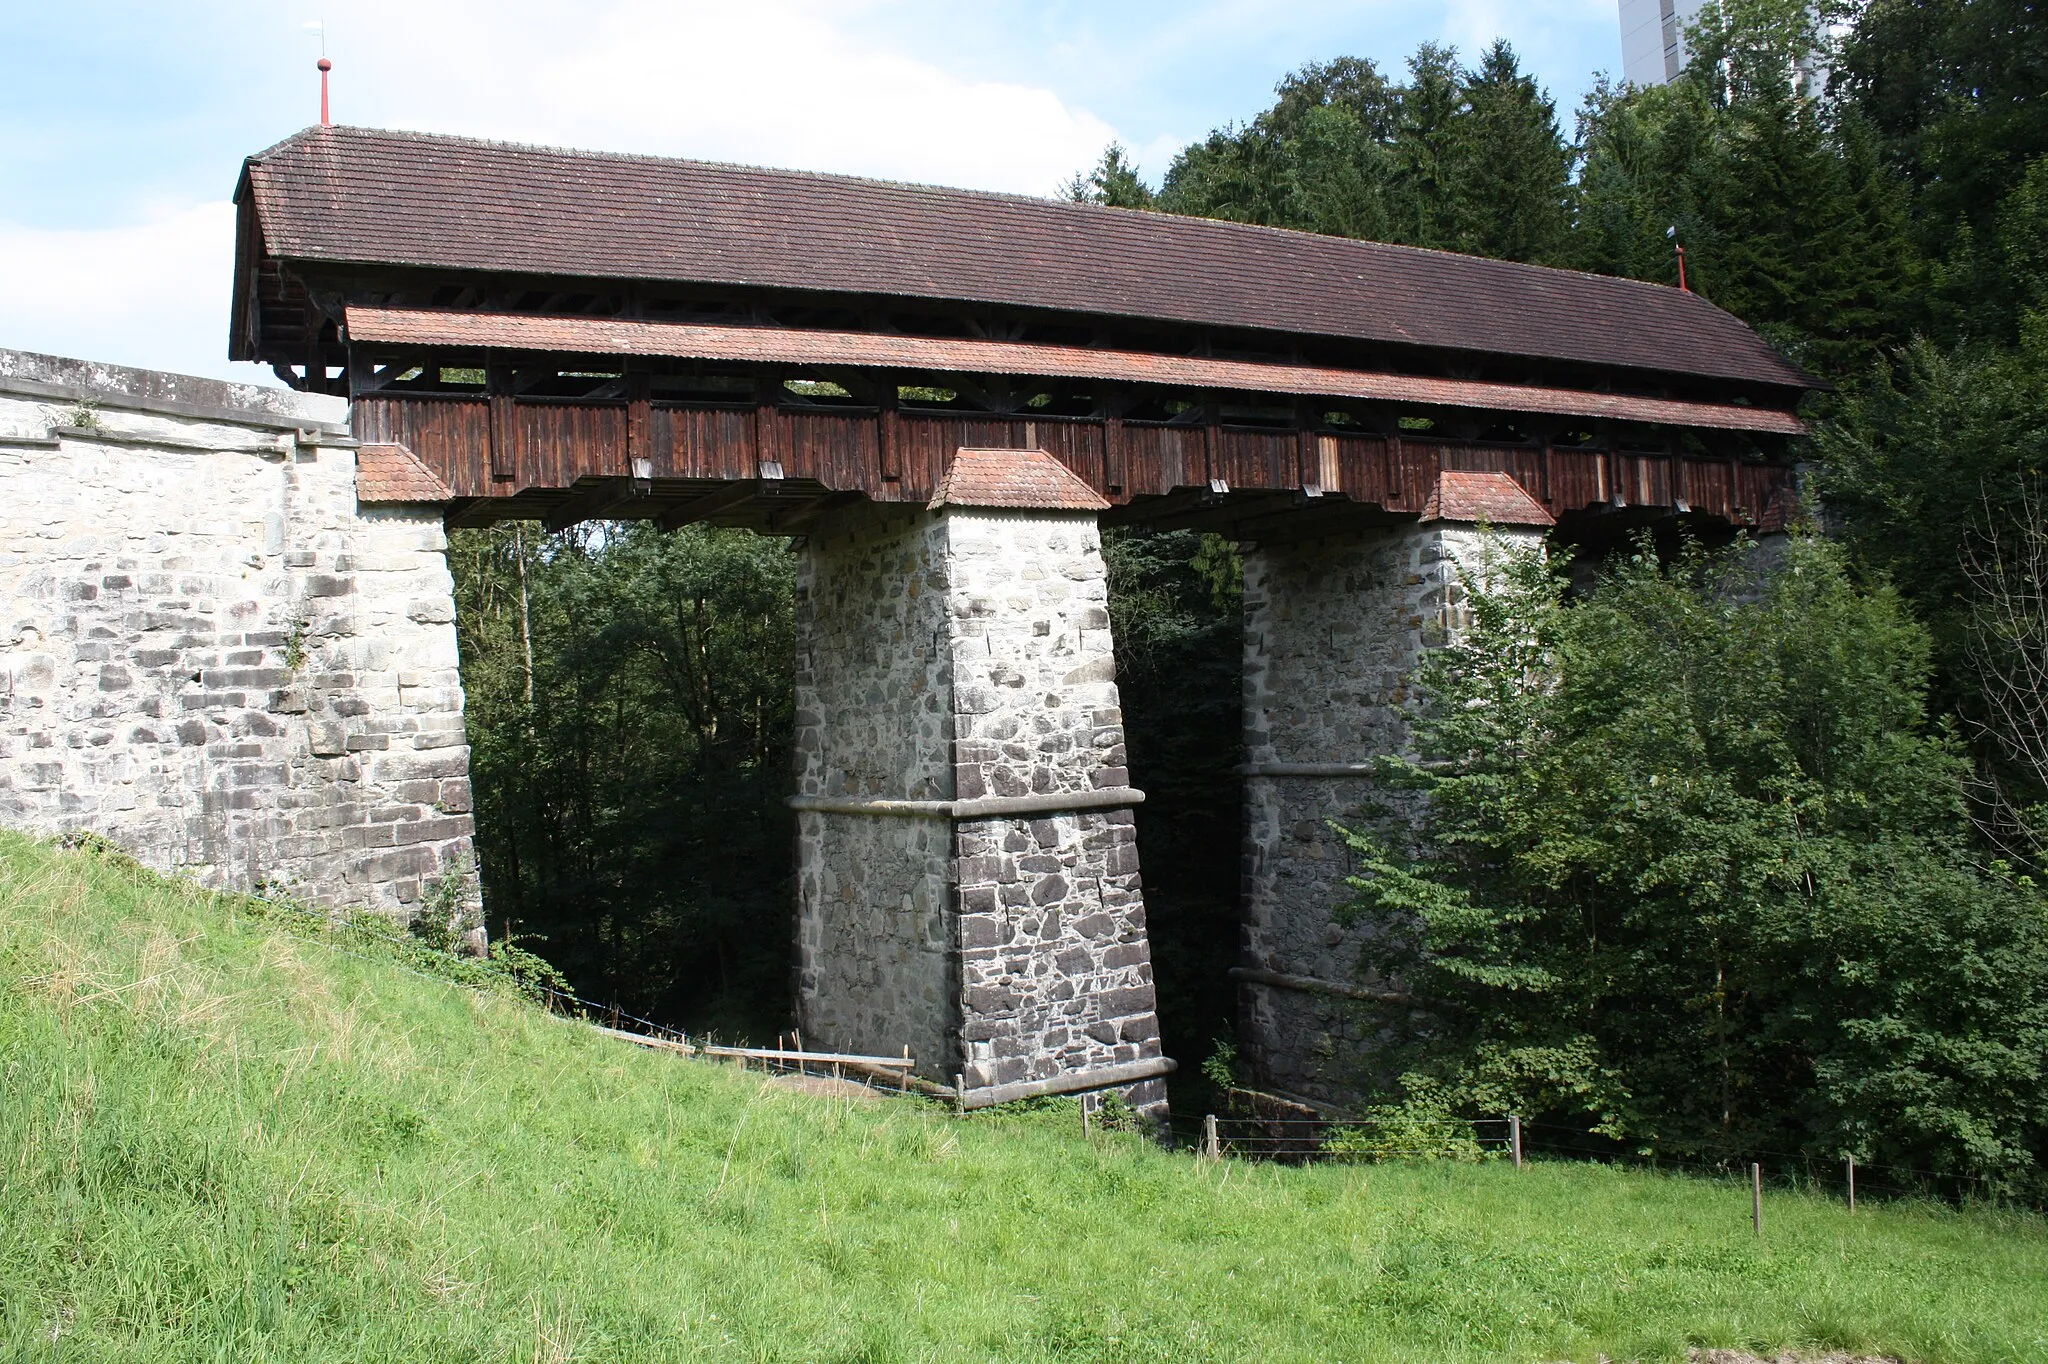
<box><xmin>352</xmin><ymin>395</ymin><xmax>1796</xmax><ymax>526</ymax></box>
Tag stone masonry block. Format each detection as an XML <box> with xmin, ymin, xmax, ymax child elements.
<box><xmin>0</xmin><ymin>373</ymin><xmax>472</xmax><ymax>925</ymax></box>
<box><xmin>794</xmin><ymin>504</ymin><xmax>1163</xmax><ymax>1111</ymax></box>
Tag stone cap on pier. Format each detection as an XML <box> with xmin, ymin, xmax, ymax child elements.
<box><xmin>356</xmin><ymin>442</ymin><xmax>455</xmax><ymax>504</ymax></box>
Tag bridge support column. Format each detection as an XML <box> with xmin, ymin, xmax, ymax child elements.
<box><xmin>1238</xmin><ymin>483</ymin><xmax>1549</xmax><ymax>1107</ymax></box>
<box><xmin>792</xmin><ymin>451</ymin><xmax>1167</xmax><ymax>1111</ymax></box>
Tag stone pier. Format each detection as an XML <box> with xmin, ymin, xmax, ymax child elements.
<box><xmin>792</xmin><ymin>448</ymin><xmax>1169</xmax><ymax>1108</ymax></box>
<box><xmin>1236</xmin><ymin>473</ymin><xmax>1552</xmax><ymax>1107</ymax></box>
<box><xmin>0</xmin><ymin>349</ymin><xmax>479</xmax><ymax>932</ymax></box>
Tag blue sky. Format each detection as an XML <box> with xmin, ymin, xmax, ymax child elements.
<box><xmin>0</xmin><ymin>1</ymin><xmax>1623</xmax><ymax>385</ymax></box>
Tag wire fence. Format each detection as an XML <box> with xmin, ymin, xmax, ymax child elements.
<box><xmin>1158</xmin><ymin>1106</ymin><xmax>2035</xmax><ymax>1211</ymax></box>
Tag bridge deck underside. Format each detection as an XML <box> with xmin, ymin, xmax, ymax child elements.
<box><xmin>353</xmin><ymin>395</ymin><xmax>1798</xmax><ymax>535</ymax></box>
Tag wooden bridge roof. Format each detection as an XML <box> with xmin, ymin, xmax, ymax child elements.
<box><xmin>236</xmin><ymin>125</ymin><xmax>1811</xmax><ymax>395</ymax></box>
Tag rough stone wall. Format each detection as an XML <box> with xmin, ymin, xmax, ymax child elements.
<box><xmin>1239</xmin><ymin>520</ymin><xmax>1541</xmax><ymax>1106</ymax></box>
<box><xmin>793</xmin><ymin>503</ymin><xmax>1163</xmax><ymax>1100</ymax></box>
<box><xmin>943</xmin><ymin>510</ymin><xmax>1159</xmax><ymax>1097</ymax></box>
<box><xmin>791</xmin><ymin>506</ymin><xmax>956</xmax><ymax>1063</ymax></box>
<box><xmin>0</xmin><ymin>350</ymin><xmax>477</xmax><ymax>928</ymax></box>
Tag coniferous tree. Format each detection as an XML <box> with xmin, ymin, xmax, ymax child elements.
<box><xmin>1839</xmin><ymin>0</ymin><xmax>2048</xmax><ymax>262</ymax></box>
<box><xmin>1388</xmin><ymin>43</ymin><xmax>1467</xmax><ymax>251</ymax></box>
<box><xmin>1061</xmin><ymin>143</ymin><xmax>1155</xmax><ymax>209</ymax></box>
<box><xmin>1157</xmin><ymin>57</ymin><xmax>1401</xmax><ymax>238</ymax></box>
<box><xmin>1450</xmin><ymin>41</ymin><xmax>1572</xmax><ymax>263</ymax></box>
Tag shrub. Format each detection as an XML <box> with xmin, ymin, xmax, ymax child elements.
<box><xmin>1335</xmin><ymin>533</ymin><xmax>2048</xmax><ymax>1191</ymax></box>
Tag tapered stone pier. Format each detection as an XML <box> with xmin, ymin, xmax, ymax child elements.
<box><xmin>1236</xmin><ymin>473</ymin><xmax>1552</xmax><ymax>1107</ymax></box>
<box><xmin>791</xmin><ymin>448</ymin><xmax>1170</xmax><ymax>1110</ymax></box>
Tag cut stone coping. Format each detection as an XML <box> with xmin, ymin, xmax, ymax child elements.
<box><xmin>959</xmin><ymin>1054</ymin><xmax>1178</xmax><ymax>1110</ymax></box>
<box><xmin>0</xmin><ymin>346</ymin><xmax>349</xmax><ymax>434</ymax></box>
<box><xmin>787</xmin><ymin>787</ymin><xmax>1145</xmax><ymax>819</ymax></box>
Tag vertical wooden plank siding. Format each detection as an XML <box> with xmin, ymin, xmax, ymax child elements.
<box><xmin>351</xmin><ymin>394</ymin><xmax>1793</xmax><ymax>524</ymax></box>
<box><xmin>487</xmin><ymin>393</ymin><xmax>516</xmax><ymax>482</ymax></box>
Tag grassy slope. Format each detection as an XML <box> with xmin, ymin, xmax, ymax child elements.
<box><xmin>2</xmin><ymin>831</ymin><xmax>2044</xmax><ymax>1363</ymax></box>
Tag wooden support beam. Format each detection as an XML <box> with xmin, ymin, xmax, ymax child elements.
<box><xmin>1202</xmin><ymin>396</ymin><xmax>1221</xmax><ymax>489</ymax></box>
<box><xmin>1102</xmin><ymin>487</ymin><xmax>1219</xmax><ymax>529</ymax></box>
<box><xmin>769</xmin><ymin>490</ymin><xmax>861</xmax><ymax>535</ymax></box>
<box><xmin>626</xmin><ymin>372</ymin><xmax>652</xmax><ymax>479</ymax></box>
<box><xmin>1295</xmin><ymin>398</ymin><xmax>1318</xmax><ymax>493</ymax></box>
<box><xmin>1139</xmin><ymin>491</ymin><xmax>1301</xmax><ymax>536</ymax></box>
<box><xmin>443</xmin><ymin>499</ymin><xmax>500</xmax><ymax>531</ymax></box>
<box><xmin>876</xmin><ymin>379</ymin><xmax>900</xmax><ymax>483</ymax></box>
<box><xmin>658</xmin><ymin>478</ymin><xmax>771</xmax><ymax>532</ymax></box>
<box><xmin>543</xmin><ymin>477</ymin><xmax>643</xmax><ymax>533</ymax></box>
<box><xmin>487</xmin><ymin>359</ymin><xmax>517</xmax><ymax>483</ymax></box>
<box><xmin>1104</xmin><ymin>413</ymin><xmax>1125</xmax><ymax>494</ymax></box>
<box><xmin>752</xmin><ymin>374</ymin><xmax>778</xmax><ymax>475</ymax></box>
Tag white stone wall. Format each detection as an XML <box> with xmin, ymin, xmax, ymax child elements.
<box><xmin>1240</xmin><ymin>521</ymin><xmax>1541</xmax><ymax>1105</ymax></box>
<box><xmin>0</xmin><ymin>351</ymin><xmax>476</xmax><ymax>926</ymax></box>
<box><xmin>793</xmin><ymin>503</ymin><xmax>1163</xmax><ymax>1098</ymax></box>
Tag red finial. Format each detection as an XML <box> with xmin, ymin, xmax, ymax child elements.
<box><xmin>318</xmin><ymin>57</ymin><xmax>332</xmax><ymax>126</ymax></box>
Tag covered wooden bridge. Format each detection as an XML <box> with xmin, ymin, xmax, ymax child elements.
<box><xmin>232</xmin><ymin>125</ymin><xmax>1810</xmax><ymax>543</ymax></box>
<box><xmin>227</xmin><ymin>125</ymin><xmax>1817</xmax><ymax>1110</ymax></box>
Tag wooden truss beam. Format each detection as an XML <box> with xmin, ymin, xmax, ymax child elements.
<box><xmin>658</xmin><ymin>478</ymin><xmax>774</xmax><ymax>532</ymax></box>
<box><xmin>543</xmin><ymin>476</ymin><xmax>647</xmax><ymax>533</ymax></box>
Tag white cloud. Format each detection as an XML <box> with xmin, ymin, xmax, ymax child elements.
<box><xmin>334</xmin><ymin>0</ymin><xmax>1123</xmax><ymax>196</ymax></box>
<box><xmin>0</xmin><ymin>201</ymin><xmax>270</xmax><ymax>384</ymax></box>
<box><xmin>0</xmin><ymin>1</ymin><xmax>1144</xmax><ymax>383</ymax></box>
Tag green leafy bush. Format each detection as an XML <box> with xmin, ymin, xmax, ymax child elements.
<box><xmin>1336</xmin><ymin>534</ymin><xmax>2048</xmax><ymax>1191</ymax></box>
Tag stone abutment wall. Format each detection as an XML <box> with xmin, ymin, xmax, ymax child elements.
<box><xmin>0</xmin><ymin>349</ymin><xmax>477</xmax><ymax>930</ymax></box>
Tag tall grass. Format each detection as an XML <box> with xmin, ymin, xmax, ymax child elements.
<box><xmin>2</xmin><ymin>828</ymin><xmax>2043</xmax><ymax>1362</ymax></box>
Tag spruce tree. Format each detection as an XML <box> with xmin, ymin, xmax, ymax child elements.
<box><xmin>1450</xmin><ymin>40</ymin><xmax>1572</xmax><ymax>264</ymax></box>
<box><xmin>1389</xmin><ymin>43</ymin><xmax>1467</xmax><ymax>251</ymax></box>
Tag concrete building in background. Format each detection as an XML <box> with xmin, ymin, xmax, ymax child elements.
<box><xmin>1620</xmin><ymin>0</ymin><xmax>1707</xmax><ymax>86</ymax></box>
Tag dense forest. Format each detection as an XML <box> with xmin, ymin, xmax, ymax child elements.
<box><xmin>451</xmin><ymin>0</ymin><xmax>2048</xmax><ymax>1187</ymax></box>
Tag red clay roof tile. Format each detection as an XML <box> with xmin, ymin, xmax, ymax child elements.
<box><xmin>930</xmin><ymin>447</ymin><xmax>1112</xmax><ymax>512</ymax></box>
<box><xmin>356</xmin><ymin>442</ymin><xmax>453</xmax><ymax>503</ymax></box>
<box><xmin>243</xmin><ymin>126</ymin><xmax>1812</xmax><ymax>394</ymax></box>
<box><xmin>1419</xmin><ymin>470</ymin><xmax>1556</xmax><ymax>526</ymax></box>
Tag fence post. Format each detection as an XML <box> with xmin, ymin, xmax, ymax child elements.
<box><xmin>953</xmin><ymin>1074</ymin><xmax>966</xmax><ymax>1118</ymax></box>
<box><xmin>1081</xmin><ymin>1093</ymin><xmax>1093</xmax><ymax>1138</ymax></box>
<box><xmin>1203</xmin><ymin>1113</ymin><xmax>1220</xmax><ymax>1162</ymax></box>
<box><xmin>1751</xmin><ymin>1163</ymin><xmax>1763</xmax><ymax>1235</ymax></box>
<box><xmin>1846</xmin><ymin>1155</ymin><xmax>1856</xmax><ymax>1213</ymax></box>
<box><xmin>1510</xmin><ymin>1115</ymin><xmax>1523</xmax><ymax>1170</ymax></box>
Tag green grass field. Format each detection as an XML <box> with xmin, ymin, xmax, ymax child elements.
<box><xmin>2</xmin><ymin>829</ymin><xmax>2044</xmax><ymax>1362</ymax></box>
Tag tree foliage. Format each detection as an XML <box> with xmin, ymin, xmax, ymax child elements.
<box><xmin>1336</xmin><ymin>536</ymin><xmax>2048</xmax><ymax>1187</ymax></box>
<box><xmin>1149</xmin><ymin>42</ymin><xmax>1572</xmax><ymax>264</ymax></box>
<box><xmin>450</xmin><ymin>522</ymin><xmax>795</xmax><ymax>1039</ymax></box>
